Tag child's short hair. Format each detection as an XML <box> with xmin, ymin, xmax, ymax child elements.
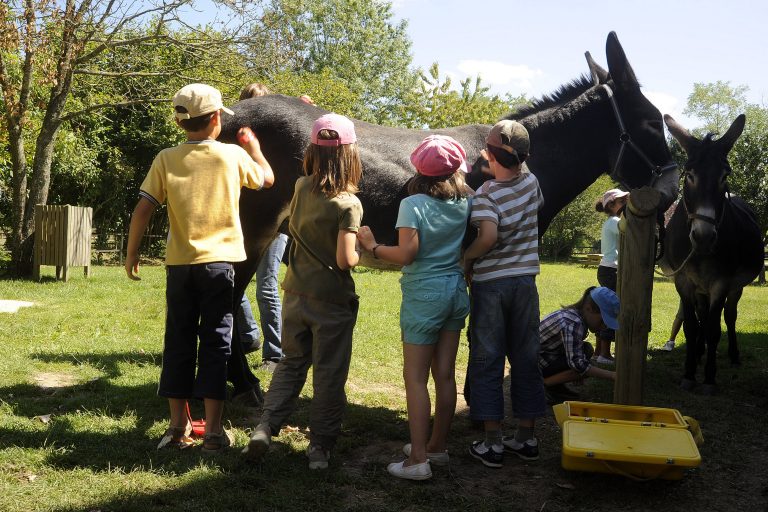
<box><xmin>175</xmin><ymin>107</ymin><xmax>215</xmax><ymax>132</ymax></box>
<box><xmin>304</xmin><ymin>114</ymin><xmax>361</xmax><ymax>197</ymax></box>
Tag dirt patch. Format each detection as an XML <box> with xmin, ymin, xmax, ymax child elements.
<box><xmin>32</xmin><ymin>372</ymin><xmax>80</xmax><ymax>389</ymax></box>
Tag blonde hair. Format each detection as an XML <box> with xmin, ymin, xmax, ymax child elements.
<box><xmin>239</xmin><ymin>83</ymin><xmax>272</xmax><ymax>100</ymax></box>
<box><xmin>303</xmin><ymin>129</ymin><xmax>362</xmax><ymax>198</ymax></box>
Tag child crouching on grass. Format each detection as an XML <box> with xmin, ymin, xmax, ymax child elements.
<box><xmin>125</xmin><ymin>83</ymin><xmax>274</xmax><ymax>453</ymax></box>
<box><xmin>357</xmin><ymin>135</ymin><xmax>471</xmax><ymax>481</ymax></box>
<box><xmin>538</xmin><ymin>286</ymin><xmax>618</xmax><ymax>403</ymax></box>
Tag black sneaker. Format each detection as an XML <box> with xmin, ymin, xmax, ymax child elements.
<box><xmin>502</xmin><ymin>437</ymin><xmax>539</xmax><ymax>461</ymax></box>
<box><xmin>468</xmin><ymin>440</ymin><xmax>503</xmax><ymax>468</ymax></box>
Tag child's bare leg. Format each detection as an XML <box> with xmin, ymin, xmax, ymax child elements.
<box><xmin>168</xmin><ymin>398</ymin><xmax>188</xmax><ymax>429</ymax></box>
<box><xmin>203</xmin><ymin>398</ymin><xmax>224</xmax><ymax>434</ymax></box>
<box><xmin>428</xmin><ymin>329</ymin><xmax>460</xmax><ymax>453</ymax></box>
<box><xmin>402</xmin><ymin>341</ymin><xmax>435</xmax><ymax>466</ymax></box>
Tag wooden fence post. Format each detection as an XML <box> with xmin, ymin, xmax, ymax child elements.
<box><xmin>613</xmin><ymin>187</ymin><xmax>660</xmax><ymax>405</ymax></box>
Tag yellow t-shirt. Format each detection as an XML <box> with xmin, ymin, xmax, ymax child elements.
<box><xmin>139</xmin><ymin>140</ymin><xmax>264</xmax><ymax>265</ymax></box>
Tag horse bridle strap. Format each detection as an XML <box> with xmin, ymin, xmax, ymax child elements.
<box><xmin>687</xmin><ymin>212</ymin><xmax>717</xmax><ymax>225</ymax></box>
<box><xmin>601</xmin><ymin>84</ymin><xmax>678</xmax><ymax>187</ymax></box>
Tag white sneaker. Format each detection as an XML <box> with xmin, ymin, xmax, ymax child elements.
<box><xmin>661</xmin><ymin>340</ymin><xmax>675</xmax><ymax>352</ymax></box>
<box><xmin>595</xmin><ymin>355</ymin><xmax>615</xmax><ymax>366</ymax></box>
<box><xmin>403</xmin><ymin>443</ymin><xmax>450</xmax><ymax>466</ymax></box>
<box><xmin>387</xmin><ymin>460</ymin><xmax>432</xmax><ymax>480</ymax></box>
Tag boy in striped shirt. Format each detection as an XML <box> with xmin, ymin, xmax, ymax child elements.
<box><xmin>463</xmin><ymin>120</ymin><xmax>547</xmax><ymax>467</ymax></box>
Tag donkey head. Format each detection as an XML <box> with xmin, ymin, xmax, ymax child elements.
<box><xmin>604</xmin><ymin>32</ymin><xmax>678</xmax><ymax>210</ymax></box>
<box><xmin>664</xmin><ymin>113</ymin><xmax>746</xmax><ymax>253</ymax></box>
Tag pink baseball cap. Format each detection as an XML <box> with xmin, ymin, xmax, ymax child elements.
<box><xmin>409</xmin><ymin>135</ymin><xmax>468</xmax><ymax>177</ymax></box>
<box><xmin>601</xmin><ymin>188</ymin><xmax>630</xmax><ymax>208</ymax></box>
<box><xmin>311</xmin><ymin>113</ymin><xmax>357</xmax><ymax>146</ymax></box>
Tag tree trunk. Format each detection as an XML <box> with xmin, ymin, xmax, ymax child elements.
<box><xmin>8</xmin><ymin>124</ymin><xmax>29</xmax><ymax>271</ymax></box>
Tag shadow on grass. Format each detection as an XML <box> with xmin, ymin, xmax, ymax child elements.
<box><xmin>1</xmin><ymin>351</ymin><xmax>406</xmax><ymax>484</ymax></box>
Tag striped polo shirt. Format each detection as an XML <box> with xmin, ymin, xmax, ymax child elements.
<box><xmin>470</xmin><ymin>172</ymin><xmax>542</xmax><ymax>282</ymax></box>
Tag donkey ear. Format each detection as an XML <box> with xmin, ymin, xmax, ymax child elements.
<box><xmin>605</xmin><ymin>31</ymin><xmax>639</xmax><ymax>91</ymax></box>
<box><xmin>664</xmin><ymin>114</ymin><xmax>696</xmax><ymax>154</ymax></box>
<box><xmin>585</xmin><ymin>51</ymin><xmax>609</xmax><ymax>85</ymax></box>
<box><xmin>716</xmin><ymin>114</ymin><xmax>746</xmax><ymax>154</ymax></box>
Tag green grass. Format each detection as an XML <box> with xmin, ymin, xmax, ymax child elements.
<box><xmin>1</xmin><ymin>264</ymin><xmax>767</xmax><ymax>511</ymax></box>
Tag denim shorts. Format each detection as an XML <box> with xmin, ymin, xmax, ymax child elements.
<box><xmin>400</xmin><ymin>274</ymin><xmax>469</xmax><ymax>345</ymax></box>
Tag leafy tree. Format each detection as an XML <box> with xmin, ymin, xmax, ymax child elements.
<box><xmin>684</xmin><ymin>81</ymin><xmax>749</xmax><ymax>135</ymax></box>
<box><xmin>0</xmin><ymin>0</ymin><xmax>254</xmax><ymax>275</ymax></box>
<box><xmin>246</xmin><ymin>0</ymin><xmax>419</xmax><ymax>124</ymax></box>
<box><xmin>540</xmin><ymin>175</ymin><xmax>611</xmax><ymax>260</ymax></box>
<box><xmin>398</xmin><ymin>63</ymin><xmax>528</xmax><ymax>129</ymax></box>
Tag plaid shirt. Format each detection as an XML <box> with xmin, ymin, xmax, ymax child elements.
<box><xmin>539</xmin><ymin>308</ymin><xmax>592</xmax><ymax>375</ymax></box>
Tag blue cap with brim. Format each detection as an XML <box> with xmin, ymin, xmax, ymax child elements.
<box><xmin>590</xmin><ymin>287</ymin><xmax>620</xmax><ymax>330</ymax></box>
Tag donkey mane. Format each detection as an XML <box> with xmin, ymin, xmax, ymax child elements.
<box><xmin>507</xmin><ymin>74</ymin><xmax>595</xmax><ymax>120</ymax></box>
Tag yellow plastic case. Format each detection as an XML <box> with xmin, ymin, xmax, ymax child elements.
<box><xmin>553</xmin><ymin>401</ymin><xmax>688</xmax><ymax>429</ymax></box>
<box><xmin>561</xmin><ymin>421</ymin><xmax>701</xmax><ymax>480</ymax></box>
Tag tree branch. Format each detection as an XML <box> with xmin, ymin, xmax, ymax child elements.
<box><xmin>59</xmin><ymin>98</ymin><xmax>169</xmax><ymax>122</ymax></box>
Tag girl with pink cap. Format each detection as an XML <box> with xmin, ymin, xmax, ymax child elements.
<box><xmin>243</xmin><ymin>113</ymin><xmax>363</xmax><ymax>470</ymax></box>
<box><xmin>357</xmin><ymin>135</ymin><xmax>471</xmax><ymax>480</ymax></box>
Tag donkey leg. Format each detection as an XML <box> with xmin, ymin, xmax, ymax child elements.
<box><xmin>724</xmin><ymin>288</ymin><xmax>743</xmax><ymax>366</ymax></box>
<box><xmin>680</xmin><ymin>299</ymin><xmax>699</xmax><ymax>390</ymax></box>
<box><xmin>702</xmin><ymin>295</ymin><xmax>726</xmax><ymax>393</ymax></box>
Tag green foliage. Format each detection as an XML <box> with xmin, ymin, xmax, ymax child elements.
<box><xmin>249</xmin><ymin>0</ymin><xmax>419</xmax><ymax>124</ymax></box>
<box><xmin>540</xmin><ymin>175</ymin><xmax>613</xmax><ymax>259</ymax></box>
<box><xmin>398</xmin><ymin>63</ymin><xmax>528</xmax><ymax>129</ymax></box>
<box><xmin>264</xmin><ymin>69</ymin><xmax>362</xmax><ymax>115</ymax></box>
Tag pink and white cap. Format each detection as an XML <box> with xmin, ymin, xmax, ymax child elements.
<box><xmin>311</xmin><ymin>113</ymin><xmax>357</xmax><ymax>146</ymax></box>
<box><xmin>410</xmin><ymin>135</ymin><xmax>468</xmax><ymax>177</ymax></box>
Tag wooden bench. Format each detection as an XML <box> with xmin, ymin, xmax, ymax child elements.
<box><xmin>571</xmin><ymin>252</ymin><xmax>603</xmax><ymax>268</ymax></box>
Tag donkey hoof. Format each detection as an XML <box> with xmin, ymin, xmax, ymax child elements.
<box><xmin>680</xmin><ymin>378</ymin><xmax>696</xmax><ymax>391</ymax></box>
<box><xmin>702</xmin><ymin>384</ymin><xmax>718</xmax><ymax>395</ymax></box>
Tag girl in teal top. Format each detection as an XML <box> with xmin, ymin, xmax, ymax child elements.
<box><xmin>357</xmin><ymin>135</ymin><xmax>470</xmax><ymax>481</ymax></box>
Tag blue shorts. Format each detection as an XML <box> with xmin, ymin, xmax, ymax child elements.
<box><xmin>400</xmin><ymin>274</ymin><xmax>469</xmax><ymax>345</ymax></box>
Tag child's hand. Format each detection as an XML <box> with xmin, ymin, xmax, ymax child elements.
<box><xmin>125</xmin><ymin>253</ymin><xmax>141</xmax><ymax>281</ymax></box>
<box><xmin>356</xmin><ymin>226</ymin><xmax>376</xmax><ymax>251</ymax></box>
<box><xmin>237</xmin><ymin>127</ymin><xmax>260</xmax><ymax>150</ymax></box>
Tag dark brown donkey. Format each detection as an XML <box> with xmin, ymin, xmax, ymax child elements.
<box><xmin>662</xmin><ymin>114</ymin><xmax>763</xmax><ymax>394</ymax></box>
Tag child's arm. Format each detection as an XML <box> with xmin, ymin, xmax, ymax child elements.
<box><xmin>585</xmin><ymin>366</ymin><xmax>616</xmax><ymax>381</ymax></box>
<box><xmin>356</xmin><ymin>226</ymin><xmax>419</xmax><ymax>266</ymax></box>
<box><xmin>237</xmin><ymin>127</ymin><xmax>275</xmax><ymax>188</ymax></box>
<box><xmin>125</xmin><ymin>197</ymin><xmax>156</xmax><ymax>280</ymax></box>
<box><xmin>336</xmin><ymin>229</ymin><xmax>361</xmax><ymax>270</ymax></box>
<box><xmin>463</xmin><ymin>220</ymin><xmax>497</xmax><ymax>262</ymax></box>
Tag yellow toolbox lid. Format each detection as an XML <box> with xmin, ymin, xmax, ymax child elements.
<box><xmin>553</xmin><ymin>401</ymin><xmax>687</xmax><ymax>429</ymax></box>
<box><xmin>562</xmin><ymin>421</ymin><xmax>701</xmax><ymax>467</ymax></box>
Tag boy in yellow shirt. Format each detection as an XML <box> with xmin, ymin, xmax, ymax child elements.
<box><xmin>125</xmin><ymin>83</ymin><xmax>274</xmax><ymax>453</ymax></box>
